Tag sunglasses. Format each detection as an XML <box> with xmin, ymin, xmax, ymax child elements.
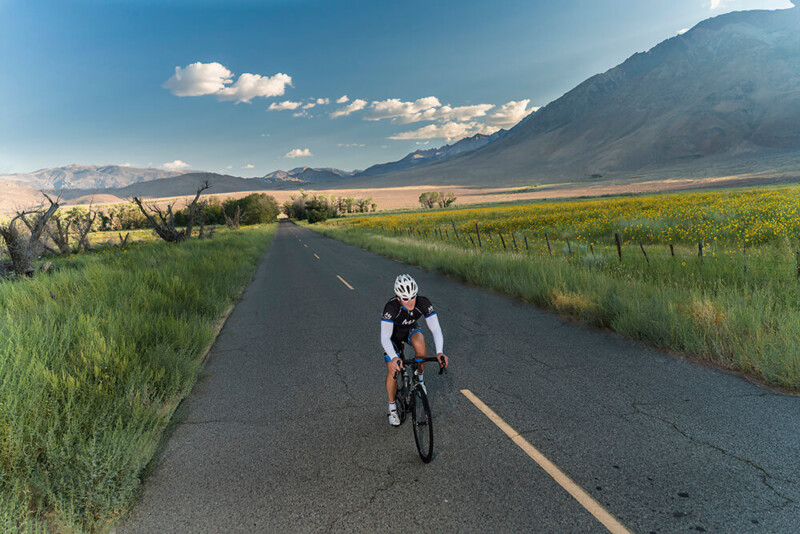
<box><xmin>400</xmin><ymin>296</ymin><xmax>415</xmax><ymax>301</ymax></box>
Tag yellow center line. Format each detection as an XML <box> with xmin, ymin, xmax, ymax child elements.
<box><xmin>314</xmin><ymin>253</ymin><xmax>320</xmax><ymax>259</ymax></box>
<box><xmin>460</xmin><ymin>389</ymin><xmax>631</xmax><ymax>534</ymax></box>
<box><xmin>336</xmin><ymin>275</ymin><xmax>355</xmax><ymax>290</ymax></box>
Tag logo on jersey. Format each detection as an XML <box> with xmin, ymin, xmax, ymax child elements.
<box><xmin>383</xmin><ymin>312</ymin><xmax>393</xmax><ymax>320</ymax></box>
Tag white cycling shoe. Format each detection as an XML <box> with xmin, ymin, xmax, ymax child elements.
<box><xmin>418</xmin><ymin>381</ymin><xmax>427</xmax><ymax>395</ymax></box>
<box><xmin>388</xmin><ymin>409</ymin><xmax>401</xmax><ymax>427</ymax></box>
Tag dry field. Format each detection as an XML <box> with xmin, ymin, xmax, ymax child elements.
<box><xmin>3</xmin><ymin>170</ymin><xmax>800</xmax><ymax>215</ymax></box>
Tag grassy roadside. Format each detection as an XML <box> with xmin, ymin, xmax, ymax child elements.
<box><xmin>303</xmin><ymin>223</ymin><xmax>800</xmax><ymax>392</ymax></box>
<box><xmin>0</xmin><ymin>224</ymin><xmax>276</xmax><ymax>532</ymax></box>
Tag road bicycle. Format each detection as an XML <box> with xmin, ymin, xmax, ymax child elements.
<box><xmin>393</xmin><ymin>355</ymin><xmax>446</xmax><ymax>463</ymax></box>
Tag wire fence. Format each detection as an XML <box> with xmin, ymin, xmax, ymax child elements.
<box><xmin>341</xmin><ymin>219</ymin><xmax>800</xmax><ymax>283</ymax></box>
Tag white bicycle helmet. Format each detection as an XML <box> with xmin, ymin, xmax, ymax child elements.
<box><xmin>394</xmin><ymin>274</ymin><xmax>418</xmax><ymax>300</ymax></box>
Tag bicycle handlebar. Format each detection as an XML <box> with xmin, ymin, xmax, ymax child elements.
<box><xmin>395</xmin><ymin>356</ymin><xmax>447</xmax><ymax>375</ymax></box>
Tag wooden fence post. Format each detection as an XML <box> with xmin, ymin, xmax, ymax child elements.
<box><xmin>524</xmin><ymin>235</ymin><xmax>529</xmax><ymax>251</ymax></box>
<box><xmin>796</xmin><ymin>251</ymin><xmax>799</xmax><ymax>279</ymax></box>
<box><xmin>451</xmin><ymin>220</ymin><xmax>459</xmax><ymax>239</ymax></box>
<box><xmin>511</xmin><ymin>232</ymin><xmax>518</xmax><ymax>251</ymax></box>
<box><xmin>499</xmin><ymin>233</ymin><xmax>507</xmax><ymax>250</ymax></box>
<box><xmin>698</xmin><ymin>242</ymin><xmax>704</xmax><ymax>265</ymax></box>
<box><xmin>469</xmin><ymin>234</ymin><xmax>476</xmax><ymax>247</ymax></box>
<box><xmin>566</xmin><ymin>238</ymin><xmax>572</xmax><ymax>255</ymax></box>
<box><xmin>639</xmin><ymin>242</ymin><xmax>650</xmax><ymax>265</ymax></box>
<box><xmin>615</xmin><ymin>233</ymin><xmax>622</xmax><ymax>261</ymax></box>
<box><xmin>475</xmin><ymin>223</ymin><xmax>482</xmax><ymax>247</ymax></box>
<box><xmin>670</xmin><ymin>244</ymin><xmax>674</xmax><ymax>257</ymax></box>
<box><xmin>545</xmin><ymin>233</ymin><xmax>552</xmax><ymax>255</ymax></box>
<box><xmin>590</xmin><ymin>244</ymin><xmax>594</xmax><ymax>256</ymax></box>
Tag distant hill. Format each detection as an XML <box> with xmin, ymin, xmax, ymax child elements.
<box><xmin>262</xmin><ymin>167</ymin><xmax>355</xmax><ymax>184</ymax></box>
<box><xmin>355</xmin><ymin>130</ymin><xmax>508</xmax><ymax>177</ymax></box>
<box><xmin>341</xmin><ymin>5</ymin><xmax>800</xmax><ymax>187</ymax></box>
<box><xmin>55</xmin><ymin>172</ymin><xmax>272</xmax><ymax>200</ymax></box>
<box><xmin>0</xmin><ymin>182</ymin><xmax>48</xmax><ymax>213</ymax></box>
<box><xmin>0</xmin><ymin>164</ymin><xmax>188</xmax><ymax>190</ymax></box>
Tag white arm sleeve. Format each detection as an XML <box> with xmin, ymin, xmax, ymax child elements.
<box><xmin>425</xmin><ymin>314</ymin><xmax>444</xmax><ymax>354</ymax></box>
<box><xmin>381</xmin><ymin>321</ymin><xmax>399</xmax><ymax>360</ymax></box>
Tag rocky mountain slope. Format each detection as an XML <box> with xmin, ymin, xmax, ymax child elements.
<box><xmin>262</xmin><ymin>167</ymin><xmax>355</xmax><ymax>184</ymax></box>
<box><xmin>342</xmin><ymin>5</ymin><xmax>800</xmax><ymax>187</ymax></box>
<box><xmin>355</xmin><ymin>130</ymin><xmax>508</xmax><ymax>177</ymax></box>
<box><xmin>0</xmin><ymin>164</ymin><xmax>187</xmax><ymax>190</ymax></box>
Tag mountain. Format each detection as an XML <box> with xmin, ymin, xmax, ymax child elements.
<box><xmin>54</xmin><ymin>172</ymin><xmax>272</xmax><ymax>201</ymax></box>
<box><xmin>262</xmin><ymin>167</ymin><xmax>355</xmax><ymax>184</ymax></box>
<box><xmin>343</xmin><ymin>5</ymin><xmax>800</xmax><ymax>187</ymax></box>
<box><xmin>355</xmin><ymin>130</ymin><xmax>508</xmax><ymax>177</ymax></box>
<box><xmin>0</xmin><ymin>164</ymin><xmax>189</xmax><ymax>190</ymax></box>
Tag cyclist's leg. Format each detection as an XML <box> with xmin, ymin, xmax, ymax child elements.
<box><xmin>385</xmin><ymin>338</ymin><xmax>404</xmax><ymax>402</ymax></box>
<box><xmin>408</xmin><ymin>330</ymin><xmax>427</xmax><ymax>372</ymax></box>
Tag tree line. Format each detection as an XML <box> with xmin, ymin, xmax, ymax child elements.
<box><xmin>282</xmin><ymin>190</ymin><xmax>376</xmax><ymax>223</ymax></box>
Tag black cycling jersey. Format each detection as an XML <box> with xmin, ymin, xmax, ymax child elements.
<box><xmin>381</xmin><ymin>296</ymin><xmax>436</xmax><ymax>338</ymax></box>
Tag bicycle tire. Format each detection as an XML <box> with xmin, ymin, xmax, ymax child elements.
<box><xmin>411</xmin><ymin>387</ymin><xmax>434</xmax><ymax>463</ymax></box>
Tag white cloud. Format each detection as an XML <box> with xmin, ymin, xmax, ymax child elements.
<box><xmin>336</xmin><ymin>95</ymin><xmax>349</xmax><ymax>103</ymax></box>
<box><xmin>261</xmin><ymin>133</ymin><xmax>269</xmax><ymax>137</ymax></box>
<box><xmin>284</xmin><ymin>148</ymin><xmax>313</xmax><ymax>158</ymax></box>
<box><xmin>338</xmin><ymin>143</ymin><xmax>365</xmax><ymax>147</ymax></box>
<box><xmin>677</xmin><ymin>28</ymin><xmax>690</xmax><ymax>35</ymax></box>
<box><xmin>242</xmin><ymin>164</ymin><xmax>255</xmax><ymax>169</ymax></box>
<box><xmin>364</xmin><ymin>97</ymin><xmax>441</xmax><ymax>121</ymax></box>
<box><xmin>268</xmin><ymin>100</ymin><xmax>302</xmax><ymax>111</ymax></box>
<box><xmin>403</xmin><ymin>103</ymin><xmax>495</xmax><ymax>123</ymax></box>
<box><xmin>302</xmin><ymin>102</ymin><xmax>316</xmax><ymax>109</ymax></box>
<box><xmin>416</xmin><ymin>141</ymin><xmax>430</xmax><ymax>145</ymax></box>
<box><xmin>710</xmin><ymin>0</ymin><xmax>727</xmax><ymax>8</ymax></box>
<box><xmin>163</xmin><ymin>62</ymin><xmax>232</xmax><ymax>97</ymax></box>
<box><xmin>316</xmin><ymin>98</ymin><xmax>330</xmax><ymax>105</ymax></box>
<box><xmin>120</xmin><ymin>162</ymin><xmax>133</xmax><ymax>167</ymax></box>
<box><xmin>330</xmin><ymin>99</ymin><xmax>367</xmax><ymax>118</ymax></box>
<box><xmin>488</xmin><ymin>99</ymin><xmax>536</xmax><ymax>127</ymax></box>
<box><xmin>389</xmin><ymin>121</ymin><xmax>486</xmax><ymax>141</ymax></box>
<box><xmin>162</xmin><ymin>159</ymin><xmax>191</xmax><ymax>170</ymax></box>
<box><xmin>225</xmin><ymin>165</ymin><xmax>233</xmax><ymax>169</ymax></box>
<box><xmin>163</xmin><ymin>62</ymin><xmax>292</xmax><ymax>104</ymax></box>
<box><xmin>293</xmin><ymin>110</ymin><xmax>312</xmax><ymax>118</ymax></box>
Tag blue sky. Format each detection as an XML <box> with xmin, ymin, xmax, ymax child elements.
<box><xmin>0</xmin><ymin>0</ymin><xmax>794</xmax><ymax>176</ymax></box>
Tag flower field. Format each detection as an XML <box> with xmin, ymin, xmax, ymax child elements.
<box><xmin>342</xmin><ymin>186</ymin><xmax>800</xmax><ymax>249</ymax></box>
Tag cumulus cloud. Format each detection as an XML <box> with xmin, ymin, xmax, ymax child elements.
<box><xmin>336</xmin><ymin>95</ymin><xmax>349</xmax><ymax>103</ymax></box>
<box><xmin>268</xmin><ymin>100</ymin><xmax>302</xmax><ymax>111</ymax></box>
<box><xmin>163</xmin><ymin>62</ymin><xmax>292</xmax><ymax>103</ymax></box>
<box><xmin>242</xmin><ymin>164</ymin><xmax>255</xmax><ymax>169</ymax></box>
<box><xmin>162</xmin><ymin>159</ymin><xmax>191</xmax><ymax>170</ymax></box>
<box><xmin>316</xmin><ymin>98</ymin><xmax>330</xmax><ymax>105</ymax></box>
<box><xmin>677</xmin><ymin>28</ymin><xmax>690</xmax><ymax>35</ymax></box>
<box><xmin>293</xmin><ymin>110</ymin><xmax>312</xmax><ymax>118</ymax></box>
<box><xmin>302</xmin><ymin>102</ymin><xmax>316</xmax><ymax>109</ymax></box>
<box><xmin>330</xmin><ymin>99</ymin><xmax>367</xmax><ymax>118</ymax></box>
<box><xmin>389</xmin><ymin>121</ymin><xmax>486</xmax><ymax>141</ymax></box>
<box><xmin>488</xmin><ymin>99</ymin><xmax>536</xmax><ymax>127</ymax></box>
<box><xmin>364</xmin><ymin>97</ymin><xmax>441</xmax><ymax>121</ymax></box>
<box><xmin>284</xmin><ymin>148</ymin><xmax>313</xmax><ymax>158</ymax></box>
<box><xmin>404</xmin><ymin>103</ymin><xmax>495</xmax><ymax>124</ymax></box>
<box><xmin>163</xmin><ymin>62</ymin><xmax>232</xmax><ymax>97</ymax></box>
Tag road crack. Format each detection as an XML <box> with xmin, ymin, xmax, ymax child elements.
<box><xmin>632</xmin><ymin>402</ymin><xmax>796</xmax><ymax>507</ymax></box>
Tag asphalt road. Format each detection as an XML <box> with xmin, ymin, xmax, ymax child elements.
<box><xmin>118</xmin><ymin>219</ymin><xmax>799</xmax><ymax>533</ymax></box>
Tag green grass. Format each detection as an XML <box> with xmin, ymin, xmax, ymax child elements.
<box><xmin>304</xmin><ymin>223</ymin><xmax>800</xmax><ymax>392</ymax></box>
<box><xmin>0</xmin><ymin>224</ymin><xmax>276</xmax><ymax>532</ymax></box>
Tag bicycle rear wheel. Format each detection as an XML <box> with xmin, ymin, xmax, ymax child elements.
<box><xmin>411</xmin><ymin>387</ymin><xmax>434</xmax><ymax>463</ymax></box>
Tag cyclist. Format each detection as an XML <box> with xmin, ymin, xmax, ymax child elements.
<box><xmin>381</xmin><ymin>274</ymin><xmax>448</xmax><ymax>426</ymax></box>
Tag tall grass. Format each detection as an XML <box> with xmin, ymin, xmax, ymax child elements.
<box><xmin>0</xmin><ymin>225</ymin><xmax>276</xmax><ymax>532</ymax></box>
<box><xmin>306</xmin><ymin>225</ymin><xmax>800</xmax><ymax>391</ymax></box>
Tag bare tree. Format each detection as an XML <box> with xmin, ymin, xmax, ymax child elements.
<box><xmin>0</xmin><ymin>194</ymin><xmax>60</xmax><ymax>277</ymax></box>
<box><xmin>131</xmin><ymin>181</ymin><xmax>211</xmax><ymax>242</ymax></box>
<box><xmin>224</xmin><ymin>205</ymin><xmax>243</xmax><ymax>229</ymax></box>
<box><xmin>72</xmin><ymin>202</ymin><xmax>98</xmax><ymax>252</ymax></box>
<box><xmin>47</xmin><ymin>212</ymin><xmax>73</xmax><ymax>255</ymax></box>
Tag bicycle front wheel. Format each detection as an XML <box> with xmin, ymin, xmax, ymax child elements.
<box><xmin>411</xmin><ymin>387</ymin><xmax>434</xmax><ymax>463</ymax></box>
